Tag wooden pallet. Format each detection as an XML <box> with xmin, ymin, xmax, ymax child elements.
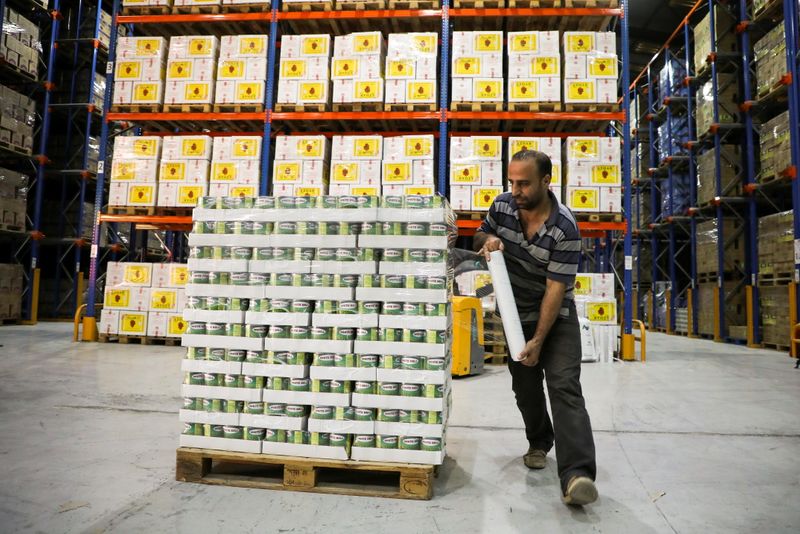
<box><xmin>155</xmin><ymin>206</ymin><xmax>195</xmax><ymax>216</ymax></box>
<box><xmin>508</xmin><ymin>0</ymin><xmax>561</xmax><ymax>6</ymax></box>
<box><xmin>453</xmin><ymin>0</ymin><xmax>505</xmax><ymax>7</ymax></box>
<box><xmin>387</xmin><ymin>0</ymin><xmax>439</xmax><ymax>8</ymax></box>
<box><xmin>0</xmin><ymin>140</ymin><xmax>33</xmax><ymax>156</ymax></box>
<box><xmin>281</xmin><ymin>0</ymin><xmax>333</xmax><ymax>11</ymax></box>
<box><xmin>220</xmin><ymin>2</ymin><xmax>271</xmax><ymax>13</ymax></box>
<box><xmin>212</xmin><ymin>103</ymin><xmax>265</xmax><ymax>113</ymax></box>
<box><xmin>163</xmin><ymin>104</ymin><xmax>214</xmax><ymax>113</ymax></box>
<box><xmin>108</xmin><ymin>206</ymin><xmax>157</xmax><ymax>216</ymax></box>
<box><xmin>99</xmin><ymin>334</ymin><xmax>182</xmax><ymax>346</ymax></box>
<box><xmin>456</xmin><ymin>210</ymin><xmax>488</xmax><ymax>221</ymax></box>
<box><xmin>384</xmin><ymin>103</ymin><xmax>438</xmax><ymax>112</ymax></box>
<box><xmin>120</xmin><ymin>5</ymin><xmax>173</xmax><ymax>15</ymax></box>
<box><xmin>0</xmin><ymin>317</ymin><xmax>21</xmax><ymax>325</ymax></box>
<box><xmin>335</xmin><ymin>0</ymin><xmax>386</xmax><ymax>9</ymax></box>
<box><xmin>507</xmin><ymin>102</ymin><xmax>562</xmax><ymax>112</ymax></box>
<box><xmin>172</xmin><ymin>5</ymin><xmax>221</xmax><ymax>14</ymax></box>
<box><xmin>753</xmin><ymin>0</ymin><xmax>783</xmax><ymax>21</ymax></box>
<box><xmin>564</xmin><ymin>103</ymin><xmax>619</xmax><ymax>112</ymax></box>
<box><xmin>273</xmin><ymin>103</ymin><xmax>328</xmax><ymax>112</ymax></box>
<box><xmin>332</xmin><ymin>102</ymin><xmax>384</xmax><ymax>112</ymax></box>
<box><xmin>574</xmin><ymin>212</ymin><xmax>623</xmax><ymax>223</ymax></box>
<box><xmin>109</xmin><ymin>104</ymin><xmax>162</xmax><ymax>113</ymax></box>
<box><xmin>176</xmin><ymin>447</ymin><xmax>435</xmax><ymax>500</ymax></box>
<box><xmin>565</xmin><ymin>0</ymin><xmax>618</xmax><ymax>6</ymax></box>
<box><xmin>758</xmin><ymin>273</ymin><xmax>793</xmax><ymax>286</ymax></box>
<box><xmin>762</xmin><ymin>342</ymin><xmax>791</xmax><ymax>352</ymax></box>
<box><xmin>0</xmin><ymin>223</ymin><xmax>25</xmax><ymax>233</ymax></box>
<box><xmin>452</xmin><ymin>101</ymin><xmax>504</xmax><ymax>112</ymax></box>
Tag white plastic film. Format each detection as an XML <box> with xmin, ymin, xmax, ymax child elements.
<box><xmin>488</xmin><ymin>250</ymin><xmax>526</xmax><ymax>361</ymax></box>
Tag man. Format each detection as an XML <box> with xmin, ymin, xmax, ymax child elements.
<box><xmin>473</xmin><ymin>149</ymin><xmax>598</xmax><ymax>506</ymax></box>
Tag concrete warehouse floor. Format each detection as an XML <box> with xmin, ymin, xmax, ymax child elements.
<box><xmin>1</xmin><ymin>324</ymin><xmax>799</xmax><ymax>533</ymax></box>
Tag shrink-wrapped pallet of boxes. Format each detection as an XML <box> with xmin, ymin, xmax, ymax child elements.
<box><xmin>448</xmin><ymin>136</ymin><xmax>503</xmax><ymax>211</ymax></box>
<box><xmin>277</xmin><ymin>34</ymin><xmax>332</xmax><ymax>111</ymax></box>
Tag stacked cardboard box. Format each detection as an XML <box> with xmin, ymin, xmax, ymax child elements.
<box><xmin>164</xmin><ymin>36</ymin><xmax>219</xmax><ymax>106</ymax></box>
<box><xmin>0</xmin><ymin>264</ymin><xmax>23</xmax><ymax>320</ymax></box>
<box><xmin>759</xmin><ymin>285</ymin><xmax>791</xmax><ymax>347</ymax></box>
<box><xmin>83</xmin><ymin>6</ymin><xmax>126</xmax><ymax>50</ymax></box>
<box><xmin>563</xmin><ymin>32</ymin><xmax>617</xmax><ymax>104</ymax></box>
<box><xmin>381</xmin><ymin>135</ymin><xmax>436</xmax><ymax>196</ymax></box>
<box><xmin>223</xmin><ymin>0</ymin><xmax>270</xmax><ymax>6</ymax></box>
<box><xmin>122</xmin><ymin>0</ymin><xmax>173</xmax><ymax>9</ymax></box>
<box><xmin>0</xmin><ymin>167</ymin><xmax>27</xmax><ymax>230</ymax></box>
<box><xmin>693</xmin><ymin>5</ymin><xmax>737</xmax><ymax>73</ymax></box>
<box><xmin>332</xmin><ymin>32</ymin><xmax>385</xmax><ymax>106</ymax></box>
<box><xmin>99</xmin><ymin>261</ymin><xmax>189</xmax><ymax>338</ymax></box>
<box><xmin>758</xmin><ymin>210</ymin><xmax>793</xmax><ymax>278</ymax></box>
<box><xmin>0</xmin><ymin>7</ymin><xmax>40</xmax><ymax>78</ymax></box>
<box><xmin>697</xmin><ymin>282</ymin><xmax>745</xmax><ymax>338</ymax></box>
<box><xmin>754</xmin><ymin>22</ymin><xmax>785</xmax><ymax>97</ymax></box>
<box><xmin>449</xmin><ymin>136</ymin><xmax>503</xmax><ymax>211</ymax></box>
<box><xmin>209</xmin><ymin>135</ymin><xmax>261</xmax><ymax>198</ymax></box>
<box><xmin>216</xmin><ymin>35</ymin><xmax>268</xmax><ymax>106</ymax></box>
<box><xmin>173</xmin><ymin>0</ymin><xmax>221</xmax><ymax>8</ymax></box>
<box><xmin>384</xmin><ymin>33</ymin><xmax>438</xmax><ymax>107</ymax></box>
<box><xmin>696</xmin><ymin>146</ymin><xmax>741</xmax><ymax>206</ymax></box>
<box><xmin>328</xmin><ymin>135</ymin><xmax>383</xmax><ymax>196</ymax></box>
<box><xmin>507</xmin><ymin>31</ymin><xmax>560</xmax><ymax>105</ymax></box>
<box><xmin>109</xmin><ymin>136</ymin><xmax>162</xmax><ymax>208</ymax></box>
<box><xmin>759</xmin><ymin>111</ymin><xmax>791</xmax><ymax>181</ymax></box>
<box><xmin>179</xmin><ymin>194</ymin><xmax>454</xmax><ymax>464</ymax></box>
<box><xmin>0</xmin><ymin>84</ymin><xmax>35</xmax><ymax>154</ymax></box>
<box><xmin>506</xmin><ymin>137</ymin><xmax>562</xmax><ymax>200</ymax></box>
<box><xmin>695</xmin><ymin>219</ymin><xmax>745</xmax><ymax>276</ymax></box>
<box><xmin>113</xmin><ymin>37</ymin><xmax>168</xmax><ymax>107</ymax></box>
<box><xmin>277</xmin><ymin>34</ymin><xmax>332</xmax><ymax>109</ymax></box>
<box><xmin>272</xmin><ymin>135</ymin><xmax>330</xmax><ymax>197</ymax></box>
<box><xmin>565</xmin><ymin>136</ymin><xmax>621</xmax><ymax>213</ymax></box>
<box><xmin>451</xmin><ymin>31</ymin><xmax>504</xmax><ymax>106</ymax></box>
<box><xmin>157</xmin><ymin>136</ymin><xmax>213</xmax><ymax>207</ymax></box>
<box><xmin>695</xmin><ymin>74</ymin><xmax>739</xmax><ymax>136</ymax></box>
<box><xmin>573</xmin><ymin>272</ymin><xmax>618</xmax><ymax>363</ymax></box>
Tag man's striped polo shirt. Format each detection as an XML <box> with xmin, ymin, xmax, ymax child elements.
<box><xmin>478</xmin><ymin>190</ymin><xmax>581</xmax><ymax>322</ymax></box>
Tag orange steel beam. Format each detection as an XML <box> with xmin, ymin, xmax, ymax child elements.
<box><xmin>448</xmin><ymin>7</ymin><xmax>621</xmax><ymax>17</ymax></box>
<box><xmin>117</xmin><ymin>12</ymin><xmax>271</xmax><ymax>24</ymax></box>
<box><xmin>98</xmin><ymin>213</ymin><xmax>193</xmax><ymax>231</ymax></box>
<box><xmin>271</xmin><ymin>111</ymin><xmax>440</xmax><ymax>121</ymax></box>
<box><xmin>278</xmin><ymin>9</ymin><xmax>442</xmax><ymax>20</ymax></box>
<box><xmin>447</xmin><ymin>111</ymin><xmax>625</xmax><ymax>121</ymax></box>
<box><xmin>107</xmin><ymin>112</ymin><xmax>266</xmax><ymax>122</ymax></box>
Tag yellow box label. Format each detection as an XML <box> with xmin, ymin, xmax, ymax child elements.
<box><xmin>352</xmin><ymin>186</ymin><xmax>379</xmax><ymax>196</ymax></box>
<box><xmin>299</xmin><ymin>82</ymin><xmax>324</xmax><ymax>101</ymax></box>
<box><xmin>124</xmin><ymin>265</ymin><xmax>150</xmax><ymax>285</ymax></box>
<box><xmin>405</xmin><ymin>186</ymin><xmax>434</xmax><ymax>195</ymax></box>
<box><xmin>592</xmin><ymin>164</ymin><xmax>620</xmax><ymax>184</ymax></box>
<box><xmin>333</xmin><ymin>162</ymin><xmax>359</xmax><ymax>182</ymax></box>
<box><xmin>188</xmin><ymin>38</ymin><xmax>213</xmax><ymax>56</ymax></box>
<box><xmin>452</xmin><ymin>164</ymin><xmax>480</xmax><ymax>183</ymax></box>
<box><xmin>133</xmin><ymin>83</ymin><xmax>158</xmax><ymax>102</ymax></box>
<box><xmin>354</xmin><ymin>34</ymin><xmax>379</xmax><ymax>53</ymax></box>
<box><xmin>510</xmin><ymin>139</ymin><xmax>539</xmax><ymax>155</ymax></box>
<box><xmin>295</xmin><ymin>186</ymin><xmax>322</xmax><ymax>197</ymax></box>
<box><xmin>168</xmin><ymin>60</ymin><xmax>191</xmax><ymax>79</ymax></box>
<box><xmin>333</xmin><ymin>58</ymin><xmax>357</xmax><ymax>78</ymax></box>
<box><xmin>569</xmin><ymin>138</ymin><xmax>599</xmax><ymax>159</ymax></box>
<box><xmin>239</xmin><ymin>37</ymin><xmax>265</xmax><ymax>55</ymax></box>
<box><xmin>586</xmin><ymin>301</ymin><xmax>616</xmax><ymax>322</ymax></box>
<box><xmin>404</xmin><ymin>137</ymin><xmax>432</xmax><ymax>157</ymax></box>
<box><xmin>298</xmin><ymin>138</ymin><xmax>322</xmax><ymax>158</ymax></box>
<box><xmin>475</xmin><ymin>33</ymin><xmax>501</xmax><ymax>52</ymax></box>
<box><xmin>567</xmin><ymin>80</ymin><xmax>595</xmax><ymax>101</ymax></box>
<box><xmin>185</xmin><ymin>83</ymin><xmax>209</xmax><ymax>101</ymax></box>
<box><xmin>128</xmin><ymin>185</ymin><xmax>154</xmax><ymax>205</ymax></box>
<box><xmin>282</xmin><ymin>59</ymin><xmax>307</xmax><ymax>78</ymax></box>
<box><xmin>233</xmin><ymin>138</ymin><xmax>258</xmax><ymax>157</ymax></box>
<box><xmin>171</xmin><ymin>266</ymin><xmax>188</xmax><ymax>286</ymax></box>
<box><xmin>219</xmin><ymin>60</ymin><xmax>244</xmax><ymax>78</ymax></box>
<box><xmin>161</xmin><ymin>162</ymin><xmax>185</xmax><ymax>181</ymax></box>
<box><xmin>388</xmin><ymin>59</ymin><xmax>414</xmax><ymax>78</ymax></box>
<box><xmin>455</xmin><ymin>57</ymin><xmax>480</xmax><ymax>76</ymax></box>
<box><xmin>383</xmin><ymin>162</ymin><xmax>410</xmax><ymax>183</ymax></box>
<box><xmin>302</xmin><ymin>36</ymin><xmax>328</xmax><ymax>56</ymax></box>
<box><xmin>168</xmin><ymin>315</ymin><xmax>187</xmax><ymax>335</ymax></box>
<box><xmin>237</xmin><ymin>82</ymin><xmax>261</xmax><ymax>101</ymax></box>
<box><xmin>574</xmin><ymin>275</ymin><xmax>593</xmax><ymax>296</ymax></box>
<box><xmin>133</xmin><ymin>139</ymin><xmax>157</xmax><ymax>157</ymax></box>
<box><xmin>569</xmin><ymin>188</ymin><xmax>598</xmax><ymax>209</ymax></box>
<box><xmin>150</xmin><ymin>290</ymin><xmax>176</xmax><ymax>310</ymax></box>
<box><xmin>407</xmin><ymin>81</ymin><xmax>434</xmax><ymax>101</ymax></box>
<box><xmin>120</xmin><ymin>313</ymin><xmax>146</xmax><ymax>334</ymax></box>
<box><xmin>117</xmin><ymin>61</ymin><xmax>141</xmax><ymax>79</ymax></box>
<box><xmin>213</xmin><ymin>162</ymin><xmax>237</xmax><ymax>181</ymax></box>
<box><xmin>588</xmin><ymin>57</ymin><xmax>617</xmax><ymax>77</ymax></box>
<box><xmin>473</xmin><ymin>188</ymin><xmax>502</xmax><ymax>208</ymax></box>
<box><xmin>533</xmin><ymin>56</ymin><xmax>559</xmax><ymax>76</ymax></box>
<box><xmin>275</xmin><ymin>162</ymin><xmax>300</xmax><ymax>182</ymax></box>
<box><xmin>566</xmin><ymin>33</ymin><xmax>594</xmax><ymax>53</ymax></box>
<box><xmin>230</xmin><ymin>185</ymin><xmax>256</xmax><ymax>198</ymax></box>
<box><xmin>354</xmin><ymin>138</ymin><xmax>380</xmax><ymax>158</ymax></box>
<box><xmin>475</xmin><ymin>272</ymin><xmax>492</xmax><ymax>291</ymax></box>
<box><xmin>355</xmin><ymin>80</ymin><xmax>379</xmax><ymax>100</ymax></box>
<box><xmin>474</xmin><ymin>138</ymin><xmax>500</xmax><ymax>158</ymax></box>
<box><xmin>475</xmin><ymin>80</ymin><xmax>502</xmax><ymax>99</ymax></box>
<box><xmin>511</xmin><ymin>80</ymin><xmax>538</xmax><ymax>100</ymax></box>
<box><xmin>413</xmin><ymin>34</ymin><xmax>436</xmax><ymax>54</ymax></box>
<box><xmin>135</xmin><ymin>39</ymin><xmax>162</xmax><ymax>57</ymax></box>
<box><xmin>178</xmin><ymin>185</ymin><xmax>203</xmax><ymax>205</ymax></box>
<box><xmin>112</xmin><ymin>161</ymin><xmax>135</xmax><ymax>181</ymax></box>
<box><xmin>510</xmin><ymin>33</ymin><xmax>537</xmax><ymax>53</ymax></box>
<box><xmin>105</xmin><ymin>289</ymin><xmax>130</xmax><ymax>308</ymax></box>
<box><xmin>181</xmin><ymin>138</ymin><xmax>206</xmax><ymax>157</ymax></box>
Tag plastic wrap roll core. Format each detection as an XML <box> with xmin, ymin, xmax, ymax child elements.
<box><xmin>488</xmin><ymin>250</ymin><xmax>526</xmax><ymax>361</ymax></box>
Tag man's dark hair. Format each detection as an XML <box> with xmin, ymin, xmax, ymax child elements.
<box><xmin>511</xmin><ymin>149</ymin><xmax>552</xmax><ymax>181</ymax></box>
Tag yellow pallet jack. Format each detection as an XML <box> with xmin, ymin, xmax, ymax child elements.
<box><xmin>450</xmin><ymin>296</ymin><xmax>485</xmax><ymax>377</ymax></box>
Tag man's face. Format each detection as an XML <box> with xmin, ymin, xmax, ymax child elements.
<box><xmin>508</xmin><ymin>159</ymin><xmax>550</xmax><ymax>210</ymax></box>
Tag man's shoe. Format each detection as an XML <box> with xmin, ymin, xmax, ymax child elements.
<box><xmin>523</xmin><ymin>448</ymin><xmax>547</xmax><ymax>469</ymax></box>
<box><xmin>562</xmin><ymin>476</ymin><xmax>598</xmax><ymax>506</ymax></box>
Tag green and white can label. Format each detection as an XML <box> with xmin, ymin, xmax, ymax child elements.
<box><xmin>248</xmin><ymin>324</ymin><xmax>267</xmax><ymax>338</ymax></box>
<box><xmin>246</xmin><ymin>350</ymin><xmax>265</xmax><ymax>363</ymax></box>
<box><xmin>289</xmin><ymin>378</ymin><xmax>311</xmax><ymax>392</ymax></box>
<box><xmin>255</xmin><ymin>247</ymin><xmax>273</xmax><ymax>261</ymax></box>
<box><xmin>243</xmin><ymin>375</ymin><xmax>263</xmax><ymax>389</ymax></box>
<box><xmin>268</xmin><ymin>325</ymin><xmax>288</xmax><ymax>339</ymax></box>
<box><xmin>401</xmin><ymin>356</ymin><xmax>424</xmax><ymax>370</ymax></box>
<box><xmin>317</xmin><ymin>248</ymin><xmax>336</xmax><ymax>261</ymax></box>
<box><xmin>421</xmin><ymin>437</ymin><xmax>442</xmax><ymax>451</ymax></box>
<box><xmin>249</xmin><ymin>272</ymin><xmax>268</xmax><ymax>285</ymax></box>
<box><xmin>329</xmin><ymin>379</ymin><xmax>347</xmax><ymax>394</ymax></box>
<box><xmin>405</xmin><ymin>249</ymin><xmax>427</xmax><ymax>263</ymax></box>
<box><xmin>334</xmin><ymin>353</ymin><xmax>356</xmax><ymax>367</ymax></box>
<box><xmin>382</xmin><ymin>248</ymin><xmax>404</xmax><ymax>262</ymax></box>
<box><xmin>406</xmin><ymin>222</ymin><xmax>429</xmax><ymax>236</ymax></box>
<box><xmin>267</xmin><ymin>403</ymin><xmax>286</xmax><ymax>416</ymax></box>
<box><xmin>329</xmin><ymin>433</ymin><xmax>348</xmax><ymax>447</ymax></box>
<box><xmin>377</xmin><ymin>435</ymin><xmax>399</xmax><ymax>449</ymax></box>
<box><xmin>187</xmin><ymin>322</ymin><xmax>206</xmax><ymax>335</ymax></box>
<box><xmin>401</xmin><ymin>383</ymin><xmax>422</xmax><ymax>397</ymax></box>
<box><xmin>244</xmin><ymin>402</ymin><xmax>265</xmax><ymax>414</ymax></box>
<box><xmin>382</xmin><ymin>302</ymin><xmax>403</xmax><ymax>315</ymax></box>
<box><xmin>206</xmin><ymin>424</ymin><xmax>225</xmax><ymax>438</ymax></box>
<box><xmin>286</xmin><ymin>404</ymin><xmax>307</xmax><ymax>418</ymax></box>
<box><xmin>426</xmin><ymin>357</ymin><xmax>446</xmax><ymax>371</ymax></box>
<box><xmin>400</xmin><ymin>436</ymin><xmax>421</xmax><ymax>450</ymax></box>
<box><xmin>312</xmin><ymin>406</ymin><xmax>334</xmax><ymax>420</ymax></box>
<box><xmin>270</xmin><ymin>298</ymin><xmax>291</xmax><ymax>312</ymax></box>
<box><xmin>311</xmin><ymin>326</ymin><xmax>332</xmax><ymax>340</ymax></box>
<box><xmin>183</xmin><ymin>397</ymin><xmax>198</xmax><ymax>410</ymax></box>
<box><xmin>357</xmin><ymin>354</ymin><xmax>378</xmax><ymax>368</ymax></box>
<box><xmin>334</xmin><ymin>327</ymin><xmax>356</xmax><ymax>341</ymax></box>
<box><xmin>353</xmin><ymin>434</ymin><xmax>375</xmax><ymax>447</ymax></box>
<box><xmin>430</xmin><ymin>223</ymin><xmax>447</xmax><ymax>236</ymax></box>
<box><xmin>206</xmin><ymin>322</ymin><xmax>225</xmax><ymax>336</ymax></box>
<box><xmin>223</xmin><ymin>426</ymin><xmax>243</xmax><ymax>440</ymax></box>
<box><xmin>245</xmin><ymin>427</ymin><xmax>265</xmax><ymax>441</ymax></box>
<box><xmin>314</xmin><ymin>353</ymin><xmax>336</xmax><ymax>366</ymax></box>
<box><xmin>314</xmin><ymin>380</ymin><xmax>331</xmax><ymax>393</ymax></box>
<box><xmin>382</xmin><ymin>275</ymin><xmax>405</xmax><ymax>289</ymax></box>
<box><xmin>378</xmin><ymin>409</ymin><xmax>399</xmax><ymax>422</ymax></box>
<box><xmin>399</xmin><ymin>410</ymin><xmax>418</xmax><ymax>423</ymax></box>
<box><xmin>359</xmin><ymin>301</ymin><xmax>381</xmax><ymax>314</ymax></box>
<box><xmin>290</xmin><ymin>326</ymin><xmax>309</xmax><ymax>339</ymax></box>
<box><xmin>265</xmin><ymin>428</ymin><xmax>285</xmax><ymax>442</ymax></box>
<box><xmin>378</xmin><ymin>382</ymin><xmax>400</xmax><ymax>396</ymax></box>
<box><xmin>354</xmin><ymin>381</ymin><xmax>376</xmax><ymax>394</ymax></box>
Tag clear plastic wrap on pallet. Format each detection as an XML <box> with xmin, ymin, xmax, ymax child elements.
<box><xmin>695</xmin><ymin>146</ymin><xmax>741</xmax><ymax>206</ymax></box>
<box><xmin>0</xmin><ymin>84</ymin><xmax>36</xmax><ymax>154</ymax></box>
<box><xmin>758</xmin><ymin>210</ymin><xmax>794</xmax><ymax>277</ymax></box>
<box><xmin>754</xmin><ymin>22</ymin><xmax>786</xmax><ymax>98</ymax></box>
<box><xmin>505</xmin><ymin>31</ymin><xmax>560</xmax><ymax>103</ymax></box>
<box><xmin>759</xmin><ymin>111</ymin><xmax>792</xmax><ymax>182</ymax></box>
<box><xmin>449</xmin><ymin>136</ymin><xmax>504</xmax><ymax>211</ymax></box>
<box><xmin>216</xmin><ymin>34</ymin><xmax>268</xmax><ymax>105</ymax></box>
<box><xmin>277</xmin><ymin>34</ymin><xmax>332</xmax><ymax>107</ymax></box>
<box><xmin>564</xmin><ymin>136</ymin><xmax>621</xmax><ymax>213</ymax></box>
<box><xmin>1</xmin><ymin>7</ymin><xmax>42</xmax><ymax>79</ymax></box>
<box><xmin>695</xmin><ymin>219</ymin><xmax>745</xmax><ymax>275</ymax></box>
<box><xmin>451</xmin><ymin>31</ymin><xmax>504</xmax><ymax>105</ymax></box>
<box><xmin>658</xmin><ymin>175</ymin><xmax>691</xmax><ymax>215</ymax></box>
<box><xmin>693</xmin><ymin>5</ymin><xmax>737</xmax><ymax>72</ymax></box>
<box><xmin>658</xmin><ymin>56</ymin><xmax>688</xmax><ymax>99</ymax></box>
<box><xmin>695</xmin><ymin>74</ymin><xmax>739</xmax><ymax>135</ymax></box>
<box><xmin>656</xmin><ymin>116</ymin><xmax>690</xmax><ymax>162</ymax></box>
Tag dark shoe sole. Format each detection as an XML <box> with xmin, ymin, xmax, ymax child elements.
<box><xmin>562</xmin><ymin>477</ymin><xmax>598</xmax><ymax>506</ymax></box>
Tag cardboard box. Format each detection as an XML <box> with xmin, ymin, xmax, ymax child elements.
<box><xmin>566</xmin><ymin>186</ymin><xmax>599</xmax><ymax>212</ymax></box>
<box><xmin>98</xmin><ymin>309</ymin><xmax>120</xmax><ymax>335</ymax></box>
<box><xmin>148</xmin><ymin>311</ymin><xmax>188</xmax><ymax>337</ymax></box>
<box><xmin>280</xmin><ymin>57</ymin><xmax>330</xmax><ymax>80</ymax></box>
<box><xmin>161</xmin><ymin>135</ymin><xmax>213</xmax><ymax>160</ymax></box>
<box><xmin>329</xmin><ymin>160</ymin><xmax>381</xmax><ymax>184</ymax></box>
<box><xmin>472</xmin><ymin>187</ymin><xmax>503</xmax><ymax>210</ymax></box>
<box><xmin>276</xmin><ymin>80</ymin><xmax>330</xmax><ymax>105</ymax></box>
<box><xmin>333</xmin><ymin>32</ymin><xmax>385</xmax><ymax>56</ymax></box>
<box><xmin>452</xmin><ymin>54</ymin><xmax>502</xmax><ymax>78</ymax></box>
<box><xmin>212</xmin><ymin>136</ymin><xmax>262</xmax><ymax>161</ymax></box>
<box><xmin>210</xmin><ymin>161</ymin><xmax>260</xmax><ymax>184</ymax></box>
<box><xmin>471</xmin><ymin>79</ymin><xmax>503</xmax><ymax>102</ymax></box>
<box><xmin>219</xmin><ymin>34</ymin><xmax>269</xmax><ymax>59</ymax></box>
<box><xmin>153</xmin><ymin>263</ymin><xmax>190</xmax><ymax>288</ymax></box>
<box><xmin>157</xmin><ymin>182</ymin><xmax>208</xmax><ymax>207</ymax></box>
<box><xmin>113</xmin><ymin>136</ymin><xmax>162</xmax><ymax>160</ymax></box>
<box><xmin>164</xmin><ymin>80</ymin><xmax>215</xmax><ymax>105</ymax></box>
<box><xmin>382</xmin><ymin>135</ymin><xmax>434</xmax><ymax>161</ymax></box>
<box><xmin>273</xmin><ymin>160</ymin><xmax>329</xmax><ymax>185</ymax></box>
<box><xmin>130</xmin><ymin>81</ymin><xmax>164</xmax><ymax>104</ymax></box>
<box><xmin>127</xmin><ymin>182</ymin><xmax>158</xmax><ymax>207</ymax></box>
<box><xmin>217</xmin><ymin>58</ymin><xmax>268</xmax><ymax>81</ymax></box>
<box><xmin>508</xmin><ymin>77</ymin><xmax>560</xmax><ymax>102</ymax></box>
<box><xmin>328</xmin><ymin>184</ymin><xmax>380</xmax><ymax>196</ymax></box>
<box><xmin>331</xmin><ymin>55</ymin><xmax>382</xmax><ymax>80</ymax></box>
<box><xmin>110</xmin><ymin>159</ymin><xmax>158</xmax><ymax>182</ymax></box>
<box><xmin>564</xmin><ymin>79</ymin><xmax>597</xmax><ymax>103</ymax></box>
<box><xmin>450</xmin><ymin>185</ymin><xmax>471</xmax><ymax>210</ymax></box>
<box><xmin>118</xmin><ymin>311</ymin><xmax>148</xmax><ymax>336</ymax></box>
<box><xmin>168</xmin><ymin>35</ymin><xmax>219</xmax><ymax>59</ymax></box>
<box><xmin>386</xmin><ymin>32</ymin><xmax>438</xmax><ymax>58</ymax></box>
<box><xmin>214</xmin><ymin>80</ymin><xmax>265</xmax><ymax>104</ymax></box>
<box><xmin>158</xmin><ymin>159</ymin><xmax>210</xmax><ymax>183</ymax></box>
<box><xmin>450</xmin><ymin>136</ymin><xmax>502</xmax><ymax>160</ymax></box>
<box><xmin>280</xmin><ymin>34</ymin><xmax>331</xmax><ymax>59</ymax></box>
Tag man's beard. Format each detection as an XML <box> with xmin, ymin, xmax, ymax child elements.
<box><xmin>516</xmin><ymin>190</ymin><xmax>546</xmax><ymax>210</ymax></box>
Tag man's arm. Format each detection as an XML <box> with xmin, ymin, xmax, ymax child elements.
<box><xmin>473</xmin><ymin>202</ymin><xmax>503</xmax><ymax>258</ymax></box>
<box><xmin>518</xmin><ymin>278</ymin><xmax>566</xmax><ymax>366</ymax></box>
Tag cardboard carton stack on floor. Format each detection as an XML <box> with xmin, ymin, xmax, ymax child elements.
<box><xmin>0</xmin><ymin>264</ymin><xmax>23</xmax><ymax>321</ymax></box>
<box><xmin>164</xmin><ymin>36</ymin><xmax>219</xmax><ymax>107</ymax></box>
<box><xmin>696</xmin><ymin>281</ymin><xmax>745</xmax><ymax>339</ymax></box>
<box><xmin>381</xmin><ymin>135</ymin><xmax>436</xmax><ymax>197</ymax></box>
<box><xmin>564</xmin><ymin>136</ymin><xmax>621</xmax><ymax>213</ymax></box>
<box><xmin>563</xmin><ymin>32</ymin><xmax>617</xmax><ymax>105</ymax></box>
<box><xmin>573</xmin><ymin>272</ymin><xmax>617</xmax><ymax>363</ymax></box>
<box><xmin>507</xmin><ymin>31</ymin><xmax>560</xmax><ymax>106</ymax></box>
<box><xmin>157</xmin><ymin>135</ymin><xmax>213</xmax><ymax>207</ymax></box>
<box><xmin>209</xmin><ymin>135</ymin><xmax>261</xmax><ymax>198</ymax></box>
<box><xmin>113</xmin><ymin>37</ymin><xmax>168</xmax><ymax>107</ymax></box>
<box><xmin>695</xmin><ymin>219</ymin><xmax>745</xmax><ymax>277</ymax></box>
<box><xmin>180</xmin><ymin>194</ymin><xmax>454</xmax><ymax>465</ymax></box>
<box><xmin>451</xmin><ymin>31</ymin><xmax>504</xmax><ymax>106</ymax></box>
<box><xmin>449</xmin><ymin>136</ymin><xmax>503</xmax><ymax>211</ymax></box>
<box><xmin>109</xmin><ymin>136</ymin><xmax>162</xmax><ymax>209</ymax></box>
<box><xmin>99</xmin><ymin>262</ymin><xmax>189</xmax><ymax>338</ymax></box>
<box><xmin>384</xmin><ymin>33</ymin><xmax>438</xmax><ymax>107</ymax></box>
<box><xmin>273</xmin><ymin>135</ymin><xmax>330</xmax><ymax>197</ymax></box>
<box><xmin>215</xmin><ymin>35</ymin><xmax>268</xmax><ymax>106</ymax></box>
<box><xmin>277</xmin><ymin>34</ymin><xmax>332</xmax><ymax>109</ymax></box>
<box><xmin>758</xmin><ymin>210</ymin><xmax>793</xmax><ymax>279</ymax></box>
<box><xmin>0</xmin><ymin>167</ymin><xmax>27</xmax><ymax>231</ymax></box>
<box><xmin>506</xmin><ymin>137</ymin><xmax>562</xmax><ymax>200</ymax></box>
<box><xmin>332</xmin><ymin>32</ymin><xmax>386</xmax><ymax>106</ymax></box>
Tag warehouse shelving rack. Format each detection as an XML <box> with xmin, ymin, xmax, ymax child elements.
<box><xmin>81</xmin><ymin>0</ymin><xmax>636</xmax><ymax>359</ymax></box>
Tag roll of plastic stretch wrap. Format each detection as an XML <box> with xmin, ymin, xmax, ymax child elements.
<box><xmin>488</xmin><ymin>250</ymin><xmax>526</xmax><ymax>361</ymax></box>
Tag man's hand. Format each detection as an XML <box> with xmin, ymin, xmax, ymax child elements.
<box><xmin>479</xmin><ymin>235</ymin><xmax>504</xmax><ymax>262</ymax></box>
<box><xmin>518</xmin><ymin>338</ymin><xmax>542</xmax><ymax>367</ymax></box>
